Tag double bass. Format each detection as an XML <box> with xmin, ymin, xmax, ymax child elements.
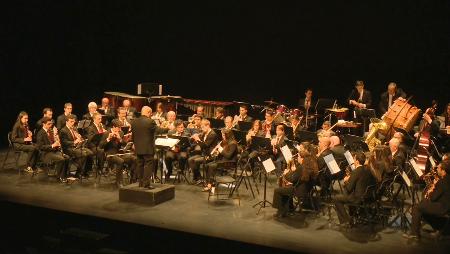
<box><xmin>414</xmin><ymin>102</ymin><xmax>438</xmax><ymax>172</ymax></box>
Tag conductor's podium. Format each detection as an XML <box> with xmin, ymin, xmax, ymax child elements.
<box><xmin>119</xmin><ymin>183</ymin><xmax>175</xmax><ymax>206</ymax></box>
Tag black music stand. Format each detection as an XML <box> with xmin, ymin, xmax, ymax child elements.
<box><xmin>356</xmin><ymin>108</ymin><xmax>376</xmax><ymax>132</ymax></box>
<box><xmin>250</xmin><ymin>136</ymin><xmax>271</xmax><ymax>151</ymax></box>
<box><xmin>341</xmin><ymin>134</ymin><xmax>369</xmax><ymax>152</ymax></box>
<box><xmin>252</xmin><ymin>154</ymin><xmax>274</xmax><ymax>215</ymax></box>
<box><xmin>208</xmin><ymin>118</ymin><xmax>225</xmax><ymax>129</ymax></box>
<box><xmin>167</xmin><ymin>135</ymin><xmax>191</xmax><ymax>184</ymax></box>
<box><xmin>155</xmin><ymin>135</ymin><xmax>179</xmax><ymax>184</ymax></box>
<box><xmin>284</xmin><ymin>126</ymin><xmax>294</xmax><ymax>140</ymax></box>
<box><xmin>232</xmin><ymin>130</ymin><xmax>247</xmax><ymax>147</ymax></box>
<box><xmin>297</xmin><ymin>130</ymin><xmax>319</xmax><ymax>144</ymax></box>
<box><xmin>237</xmin><ymin>121</ymin><xmax>253</xmax><ymax>132</ymax></box>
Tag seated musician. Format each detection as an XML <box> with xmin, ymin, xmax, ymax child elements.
<box><xmin>59</xmin><ymin>114</ymin><xmax>94</xmax><ymax>178</ymax></box>
<box><xmin>187</xmin><ymin>114</ymin><xmax>203</xmax><ymax>132</ymax></box>
<box><xmin>214</xmin><ymin>107</ymin><xmax>225</xmax><ymax>120</ymax></box>
<box><xmin>36</xmin><ymin>117</ymin><xmax>69</xmax><ymax>182</ymax></box>
<box><xmin>122</xmin><ymin>99</ymin><xmax>137</xmax><ymax>121</ymax></box>
<box><xmin>389</xmin><ymin>137</ymin><xmax>405</xmax><ymax>172</ymax></box>
<box><xmin>262</xmin><ymin>110</ymin><xmax>276</xmax><ymax>138</ymax></box>
<box><xmin>333</xmin><ymin>151</ymin><xmax>375</xmax><ymax>226</ymax></box>
<box><xmin>317</xmin><ymin>136</ymin><xmax>333</xmax><ymax>197</ymax></box>
<box><xmin>317</xmin><ymin>121</ymin><xmax>335</xmax><ymax>137</ymax></box>
<box><xmin>290</xmin><ymin>115</ymin><xmax>303</xmax><ymax>140</ymax></box>
<box><xmin>441</xmin><ymin>103</ymin><xmax>450</xmax><ymax>128</ymax></box>
<box><xmin>348</xmin><ymin>80</ymin><xmax>372</xmax><ymax>125</ymax></box>
<box><xmin>35</xmin><ymin>107</ymin><xmax>53</xmax><ymax>131</ymax></box>
<box><xmin>152</xmin><ymin>102</ymin><xmax>166</xmax><ymax>125</ymax></box>
<box><xmin>379</xmin><ymin>82</ymin><xmax>406</xmax><ymax>116</ymax></box>
<box><xmin>224</xmin><ymin>116</ymin><xmax>235</xmax><ymax>130</ymax></box>
<box><xmin>245</xmin><ymin>120</ymin><xmax>264</xmax><ymax>144</ymax></box>
<box><xmin>188</xmin><ymin>119</ymin><xmax>218</xmax><ymax>183</ymax></box>
<box><xmin>404</xmin><ymin>160</ymin><xmax>450</xmax><ymax>240</ymax></box>
<box><xmin>11</xmin><ymin>111</ymin><xmax>39</xmax><ymax>173</ymax></box>
<box><xmin>233</xmin><ymin>105</ymin><xmax>253</xmax><ymax>129</ymax></box>
<box><xmin>271</xmin><ymin>124</ymin><xmax>287</xmax><ymax>176</ymax></box>
<box><xmin>195</xmin><ymin>105</ymin><xmax>204</xmax><ymax>118</ymax></box>
<box><xmin>56</xmin><ymin>103</ymin><xmax>77</xmax><ymax>130</ymax></box>
<box><xmin>160</xmin><ymin>111</ymin><xmax>177</xmax><ymax>131</ymax></box>
<box><xmin>330</xmin><ymin>135</ymin><xmax>347</xmax><ymax>169</ymax></box>
<box><xmin>273</xmin><ymin>142</ymin><xmax>319</xmax><ymax>218</ymax></box>
<box><xmin>99</xmin><ymin>97</ymin><xmax>115</xmax><ymax>117</ymax></box>
<box><xmin>368</xmin><ymin>145</ymin><xmax>392</xmax><ymax>183</ymax></box>
<box><xmin>116</xmin><ymin>107</ymin><xmax>132</xmax><ymax>129</ymax></box>
<box><xmin>86</xmin><ymin>112</ymin><xmax>107</xmax><ymax>173</ymax></box>
<box><xmin>203</xmin><ymin>129</ymin><xmax>238</xmax><ymax>192</ymax></box>
<box><xmin>164</xmin><ymin>120</ymin><xmax>191</xmax><ymax>179</ymax></box>
<box><xmin>99</xmin><ymin>119</ymin><xmax>136</xmax><ymax>188</ymax></box>
<box><xmin>83</xmin><ymin>102</ymin><xmax>98</xmax><ymax>121</ymax></box>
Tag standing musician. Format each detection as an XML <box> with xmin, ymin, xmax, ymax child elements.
<box><xmin>122</xmin><ymin>99</ymin><xmax>137</xmax><ymax>121</ymax></box>
<box><xmin>214</xmin><ymin>107</ymin><xmax>225</xmax><ymax>120</ymax></box>
<box><xmin>164</xmin><ymin>120</ymin><xmax>191</xmax><ymax>180</ymax></box>
<box><xmin>56</xmin><ymin>103</ymin><xmax>77</xmax><ymax>130</ymax></box>
<box><xmin>35</xmin><ymin>107</ymin><xmax>53</xmax><ymax>131</ymax></box>
<box><xmin>404</xmin><ymin>160</ymin><xmax>450</xmax><ymax>240</ymax></box>
<box><xmin>271</xmin><ymin>124</ymin><xmax>287</xmax><ymax>176</ymax></box>
<box><xmin>262</xmin><ymin>110</ymin><xmax>276</xmax><ymax>138</ymax></box>
<box><xmin>99</xmin><ymin>119</ymin><xmax>136</xmax><ymax>188</ymax></box>
<box><xmin>11</xmin><ymin>111</ymin><xmax>39</xmax><ymax>173</ymax></box>
<box><xmin>83</xmin><ymin>102</ymin><xmax>98</xmax><ymax>121</ymax></box>
<box><xmin>298</xmin><ymin>88</ymin><xmax>315</xmax><ymax>114</ymax></box>
<box><xmin>152</xmin><ymin>102</ymin><xmax>166</xmax><ymax>126</ymax></box>
<box><xmin>59</xmin><ymin>114</ymin><xmax>94</xmax><ymax>178</ymax></box>
<box><xmin>348</xmin><ymin>80</ymin><xmax>372</xmax><ymax>126</ymax></box>
<box><xmin>131</xmin><ymin>106</ymin><xmax>158</xmax><ymax>189</ymax></box>
<box><xmin>272</xmin><ymin>142</ymin><xmax>319</xmax><ymax>218</ymax></box>
<box><xmin>379</xmin><ymin>82</ymin><xmax>406</xmax><ymax>116</ymax></box>
<box><xmin>333</xmin><ymin>152</ymin><xmax>375</xmax><ymax>226</ymax></box>
<box><xmin>203</xmin><ymin>128</ymin><xmax>238</xmax><ymax>192</ymax></box>
<box><xmin>36</xmin><ymin>117</ymin><xmax>69</xmax><ymax>182</ymax></box>
<box><xmin>86</xmin><ymin>112</ymin><xmax>107</xmax><ymax>174</ymax></box>
<box><xmin>188</xmin><ymin>119</ymin><xmax>218</xmax><ymax>183</ymax></box>
<box><xmin>232</xmin><ymin>105</ymin><xmax>253</xmax><ymax>129</ymax></box>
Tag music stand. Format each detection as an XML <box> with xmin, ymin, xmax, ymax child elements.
<box><xmin>232</xmin><ymin>130</ymin><xmax>247</xmax><ymax>147</ymax></box>
<box><xmin>341</xmin><ymin>134</ymin><xmax>369</xmax><ymax>152</ymax></box>
<box><xmin>237</xmin><ymin>121</ymin><xmax>253</xmax><ymax>132</ymax></box>
<box><xmin>297</xmin><ymin>130</ymin><xmax>319</xmax><ymax>144</ymax></box>
<box><xmin>356</xmin><ymin>108</ymin><xmax>376</xmax><ymax>132</ymax></box>
<box><xmin>250</xmin><ymin>136</ymin><xmax>271</xmax><ymax>151</ymax></box>
<box><xmin>208</xmin><ymin>118</ymin><xmax>225</xmax><ymax>129</ymax></box>
<box><xmin>284</xmin><ymin>126</ymin><xmax>293</xmax><ymax>140</ymax></box>
<box><xmin>155</xmin><ymin>136</ymin><xmax>180</xmax><ymax>183</ymax></box>
<box><xmin>253</xmin><ymin>155</ymin><xmax>275</xmax><ymax>215</ymax></box>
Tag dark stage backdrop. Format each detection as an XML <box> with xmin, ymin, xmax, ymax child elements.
<box><xmin>1</xmin><ymin>1</ymin><xmax>449</xmax><ymax>147</ymax></box>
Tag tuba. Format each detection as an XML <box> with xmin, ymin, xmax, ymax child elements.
<box><xmin>365</xmin><ymin>118</ymin><xmax>389</xmax><ymax>151</ymax></box>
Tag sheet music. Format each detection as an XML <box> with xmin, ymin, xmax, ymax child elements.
<box><xmin>280</xmin><ymin>145</ymin><xmax>293</xmax><ymax>162</ymax></box>
<box><xmin>344</xmin><ymin>151</ymin><xmax>355</xmax><ymax>170</ymax></box>
<box><xmin>429</xmin><ymin>157</ymin><xmax>436</xmax><ymax>169</ymax></box>
<box><xmin>409</xmin><ymin>158</ymin><xmax>423</xmax><ymax>177</ymax></box>
<box><xmin>324</xmin><ymin>154</ymin><xmax>341</xmax><ymax>174</ymax></box>
<box><xmin>262</xmin><ymin>158</ymin><xmax>276</xmax><ymax>173</ymax></box>
<box><xmin>155</xmin><ymin>138</ymin><xmax>179</xmax><ymax>148</ymax></box>
<box><xmin>401</xmin><ymin>171</ymin><xmax>412</xmax><ymax>187</ymax></box>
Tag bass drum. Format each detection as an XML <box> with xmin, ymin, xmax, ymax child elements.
<box><xmin>381</xmin><ymin>98</ymin><xmax>421</xmax><ymax>137</ymax></box>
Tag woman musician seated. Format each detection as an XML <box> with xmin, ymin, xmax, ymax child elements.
<box><xmin>203</xmin><ymin>128</ymin><xmax>238</xmax><ymax>192</ymax></box>
<box><xmin>99</xmin><ymin>119</ymin><xmax>136</xmax><ymax>188</ymax></box>
<box><xmin>272</xmin><ymin>142</ymin><xmax>319</xmax><ymax>218</ymax></box>
<box><xmin>11</xmin><ymin>111</ymin><xmax>39</xmax><ymax>173</ymax></box>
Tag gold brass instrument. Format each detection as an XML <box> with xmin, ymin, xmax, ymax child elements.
<box><xmin>365</xmin><ymin>118</ymin><xmax>389</xmax><ymax>151</ymax></box>
<box><xmin>423</xmin><ymin>166</ymin><xmax>439</xmax><ymax>200</ymax></box>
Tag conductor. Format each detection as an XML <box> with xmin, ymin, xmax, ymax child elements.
<box><xmin>131</xmin><ymin>106</ymin><xmax>157</xmax><ymax>189</ymax></box>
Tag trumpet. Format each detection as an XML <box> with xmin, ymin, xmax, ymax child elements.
<box><xmin>210</xmin><ymin>141</ymin><xmax>223</xmax><ymax>159</ymax></box>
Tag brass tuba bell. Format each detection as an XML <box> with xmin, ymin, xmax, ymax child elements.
<box><xmin>365</xmin><ymin>118</ymin><xmax>389</xmax><ymax>151</ymax></box>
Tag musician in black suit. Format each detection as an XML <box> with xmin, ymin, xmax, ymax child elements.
<box><xmin>262</xmin><ymin>110</ymin><xmax>276</xmax><ymax>138</ymax></box>
<box><xmin>289</xmin><ymin>115</ymin><xmax>304</xmax><ymax>141</ymax></box>
<box><xmin>233</xmin><ymin>105</ymin><xmax>253</xmax><ymax>129</ymax></box>
<box><xmin>131</xmin><ymin>106</ymin><xmax>157</xmax><ymax>188</ymax></box>
<box><xmin>330</xmin><ymin>135</ymin><xmax>347</xmax><ymax>180</ymax></box>
<box><xmin>378</xmin><ymin>82</ymin><xmax>407</xmax><ymax>116</ymax></box>
<box><xmin>56</xmin><ymin>103</ymin><xmax>77</xmax><ymax>130</ymax></box>
<box><xmin>85</xmin><ymin>112</ymin><xmax>107</xmax><ymax>174</ymax></box>
<box><xmin>82</xmin><ymin>102</ymin><xmax>98</xmax><ymax>121</ymax></box>
<box><xmin>389</xmin><ymin>137</ymin><xmax>406</xmax><ymax>171</ymax></box>
<box><xmin>59</xmin><ymin>114</ymin><xmax>94</xmax><ymax>178</ymax></box>
<box><xmin>404</xmin><ymin>160</ymin><xmax>450</xmax><ymax>240</ymax></box>
<box><xmin>333</xmin><ymin>152</ymin><xmax>375</xmax><ymax>225</ymax></box>
<box><xmin>122</xmin><ymin>99</ymin><xmax>137</xmax><ymax>121</ymax></box>
<box><xmin>11</xmin><ymin>111</ymin><xmax>39</xmax><ymax>173</ymax></box>
<box><xmin>271</xmin><ymin>124</ymin><xmax>288</xmax><ymax>176</ymax></box>
<box><xmin>317</xmin><ymin>136</ymin><xmax>333</xmax><ymax>197</ymax></box>
<box><xmin>99</xmin><ymin>119</ymin><xmax>136</xmax><ymax>188</ymax></box>
<box><xmin>348</xmin><ymin>80</ymin><xmax>372</xmax><ymax>109</ymax></box>
<box><xmin>188</xmin><ymin>119</ymin><xmax>218</xmax><ymax>183</ymax></box>
<box><xmin>297</xmin><ymin>88</ymin><xmax>315</xmax><ymax>113</ymax></box>
<box><xmin>98</xmin><ymin>97</ymin><xmax>116</xmax><ymax>127</ymax></box>
<box><xmin>164</xmin><ymin>120</ymin><xmax>191</xmax><ymax>179</ymax></box>
<box><xmin>203</xmin><ymin>128</ymin><xmax>238</xmax><ymax>191</ymax></box>
<box><xmin>36</xmin><ymin>117</ymin><xmax>69</xmax><ymax>182</ymax></box>
<box><xmin>35</xmin><ymin>107</ymin><xmax>53</xmax><ymax>131</ymax></box>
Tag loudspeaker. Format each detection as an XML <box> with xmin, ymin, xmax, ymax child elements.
<box><xmin>137</xmin><ymin>82</ymin><xmax>162</xmax><ymax>96</ymax></box>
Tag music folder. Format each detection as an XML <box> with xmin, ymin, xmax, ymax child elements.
<box><xmin>262</xmin><ymin>158</ymin><xmax>276</xmax><ymax>173</ymax></box>
<box><xmin>167</xmin><ymin>135</ymin><xmax>190</xmax><ymax>147</ymax></box>
<box><xmin>280</xmin><ymin>145</ymin><xmax>293</xmax><ymax>162</ymax></box>
<box><xmin>237</xmin><ymin>121</ymin><xmax>253</xmax><ymax>132</ymax></box>
<box><xmin>250</xmin><ymin>136</ymin><xmax>271</xmax><ymax>151</ymax></box>
<box><xmin>155</xmin><ymin>137</ymin><xmax>179</xmax><ymax>148</ymax></box>
<box><xmin>208</xmin><ymin>118</ymin><xmax>225</xmax><ymax>129</ymax></box>
<box><xmin>232</xmin><ymin>130</ymin><xmax>247</xmax><ymax>146</ymax></box>
<box><xmin>297</xmin><ymin>130</ymin><xmax>319</xmax><ymax>144</ymax></box>
<box><xmin>324</xmin><ymin>153</ymin><xmax>341</xmax><ymax>174</ymax></box>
